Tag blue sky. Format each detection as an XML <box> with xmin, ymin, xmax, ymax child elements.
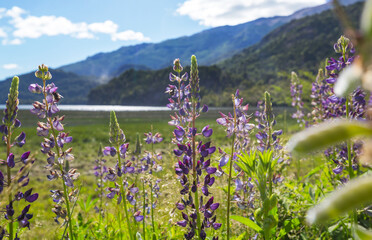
<box><xmin>0</xmin><ymin>0</ymin><xmax>326</xmax><ymax>80</ymax></box>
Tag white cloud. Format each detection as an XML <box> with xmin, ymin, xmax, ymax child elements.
<box><xmin>0</xmin><ymin>8</ymin><xmax>6</xmax><ymax>19</ymax></box>
<box><xmin>12</xmin><ymin>15</ymin><xmax>92</xmax><ymax>39</ymax></box>
<box><xmin>2</xmin><ymin>38</ymin><xmax>22</xmax><ymax>45</ymax></box>
<box><xmin>88</xmin><ymin>20</ymin><xmax>118</xmax><ymax>34</ymax></box>
<box><xmin>2</xmin><ymin>63</ymin><xmax>18</xmax><ymax>69</ymax></box>
<box><xmin>112</xmin><ymin>30</ymin><xmax>151</xmax><ymax>41</ymax></box>
<box><xmin>177</xmin><ymin>0</ymin><xmax>327</xmax><ymax>27</ymax></box>
<box><xmin>1</xmin><ymin>6</ymin><xmax>150</xmax><ymax>43</ymax></box>
<box><xmin>6</xmin><ymin>6</ymin><xmax>25</xmax><ymax>19</ymax></box>
<box><xmin>0</xmin><ymin>28</ymin><xmax>7</xmax><ymax>38</ymax></box>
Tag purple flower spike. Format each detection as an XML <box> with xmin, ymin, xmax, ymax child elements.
<box><xmin>200</xmin><ymin>230</ymin><xmax>207</xmax><ymax>240</ymax></box>
<box><xmin>176</xmin><ymin>203</ymin><xmax>185</xmax><ymax>210</ymax></box>
<box><xmin>134</xmin><ymin>215</ymin><xmax>144</xmax><ymax>222</ymax></box>
<box><xmin>202</xmin><ymin>125</ymin><xmax>213</xmax><ymax>137</ymax></box>
<box><xmin>201</xmin><ymin>104</ymin><xmax>208</xmax><ymax>113</ymax></box>
<box><xmin>52</xmin><ymin>120</ymin><xmax>64</xmax><ymax>131</ymax></box>
<box><xmin>120</xmin><ymin>143</ymin><xmax>129</xmax><ymax>155</ymax></box>
<box><xmin>14</xmin><ymin>119</ymin><xmax>21</xmax><ymax>128</ymax></box>
<box><xmin>0</xmin><ymin>125</ymin><xmax>8</xmax><ymax>135</ymax></box>
<box><xmin>210</xmin><ymin>203</ymin><xmax>220</xmax><ymax>211</ymax></box>
<box><xmin>219</xmin><ymin>155</ymin><xmax>229</xmax><ymax>167</ymax></box>
<box><xmin>26</xmin><ymin>193</ymin><xmax>39</xmax><ymax>203</ymax></box>
<box><xmin>206</xmin><ymin>167</ymin><xmax>217</xmax><ymax>174</ymax></box>
<box><xmin>16</xmin><ymin>132</ymin><xmax>26</xmax><ymax>147</ymax></box>
<box><xmin>7</xmin><ymin>153</ymin><xmax>15</xmax><ymax>168</ymax></box>
<box><xmin>177</xmin><ymin>220</ymin><xmax>187</xmax><ymax>227</ymax></box>
<box><xmin>333</xmin><ymin>165</ymin><xmax>343</xmax><ymax>175</ymax></box>
<box><xmin>107</xmin><ymin>192</ymin><xmax>116</xmax><ymax>199</ymax></box>
<box><xmin>28</xmin><ymin>84</ymin><xmax>42</xmax><ymax>94</ymax></box>
<box><xmin>212</xmin><ymin>222</ymin><xmax>222</xmax><ymax>230</ymax></box>
<box><xmin>174</xmin><ymin>149</ymin><xmax>183</xmax><ymax>157</ymax></box>
<box><xmin>202</xmin><ymin>186</ymin><xmax>209</xmax><ymax>196</ymax></box>
<box><xmin>21</xmin><ymin>151</ymin><xmax>31</xmax><ymax>164</ymax></box>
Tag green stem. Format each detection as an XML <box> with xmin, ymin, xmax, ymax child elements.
<box><xmin>226</xmin><ymin>134</ymin><xmax>235</xmax><ymax>240</ymax></box>
<box><xmin>41</xmin><ymin>75</ymin><xmax>74</xmax><ymax>240</ymax></box>
<box><xmin>345</xmin><ymin>97</ymin><xmax>358</xmax><ymax>224</ymax></box>
<box><xmin>192</xmin><ymin>102</ymin><xmax>201</xmax><ymax>239</ymax></box>
<box><xmin>142</xmin><ymin>181</ymin><xmax>146</xmax><ymax>240</ymax></box>
<box><xmin>226</xmin><ymin>97</ymin><xmax>237</xmax><ymax>240</ymax></box>
<box><xmin>99</xmin><ymin>158</ymin><xmax>104</xmax><ymax>224</ymax></box>
<box><xmin>345</xmin><ymin>98</ymin><xmax>354</xmax><ymax>180</ymax></box>
<box><xmin>150</xmin><ymin>182</ymin><xmax>155</xmax><ymax>234</ymax></box>
<box><xmin>116</xmin><ymin>143</ymin><xmax>134</xmax><ymax>240</ymax></box>
<box><xmin>117</xmin><ymin>208</ymin><xmax>123</xmax><ymax>240</ymax></box>
<box><xmin>6</xmin><ymin>130</ymin><xmax>13</xmax><ymax>240</ymax></box>
<box><xmin>59</xmin><ymin>164</ymin><xmax>74</xmax><ymax>240</ymax></box>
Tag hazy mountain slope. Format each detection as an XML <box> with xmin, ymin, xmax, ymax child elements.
<box><xmin>0</xmin><ymin>69</ymin><xmax>99</xmax><ymax>104</ymax></box>
<box><xmin>59</xmin><ymin>0</ymin><xmax>362</xmax><ymax>81</ymax></box>
<box><xmin>87</xmin><ymin>2</ymin><xmax>363</xmax><ymax>106</ymax></box>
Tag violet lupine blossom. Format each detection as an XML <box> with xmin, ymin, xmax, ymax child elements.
<box><xmin>29</xmin><ymin>65</ymin><xmax>78</xmax><ymax>236</ymax></box>
<box><xmin>309</xmin><ymin>36</ymin><xmax>367</xmax><ymax>176</ymax></box>
<box><xmin>0</xmin><ymin>76</ymin><xmax>38</xmax><ymax>239</ymax></box>
<box><xmin>254</xmin><ymin>92</ymin><xmax>283</xmax><ymax>152</ymax></box>
<box><xmin>216</xmin><ymin>89</ymin><xmax>255</xmax><ymax>161</ymax></box>
<box><xmin>104</xmin><ymin>111</ymin><xmax>143</xmax><ymax>228</ymax></box>
<box><xmin>168</xmin><ymin>57</ymin><xmax>220</xmax><ymax>240</ymax></box>
<box><xmin>232</xmin><ymin>177</ymin><xmax>255</xmax><ymax>210</ymax></box>
<box><xmin>94</xmin><ymin>145</ymin><xmax>108</xmax><ymax>216</ymax></box>
<box><xmin>142</xmin><ymin>130</ymin><xmax>163</xmax><ymax>173</ymax></box>
<box><xmin>290</xmin><ymin>72</ymin><xmax>305</xmax><ymax>125</ymax></box>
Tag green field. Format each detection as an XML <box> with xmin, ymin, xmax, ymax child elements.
<box><xmin>0</xmin><ymin>108</ymin><xmax>301</xmax><ymax>239</ymax></box>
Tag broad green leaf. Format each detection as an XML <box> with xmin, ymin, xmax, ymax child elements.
<box><xmin>231</xmin><ymin>215</ymin><xmax>262</xmax><ymax>232</ymax></box>
<box><xmin>287</xmin><ymin>120</ymin><xmax>372</xmax><ymax>153</ymax></box>
<box><xmin>361</xmin><ymin>0</ymin><xmax>372</xmax><ymax>37</ymax></box>
<box><xmin>307</xmin><ymin>174</ymin><xmax>372</xmax><ymax>225</ymax></box>
<box><xmin>354</xmin><ymin>224</ymin><xmax>372</xmax><ymax>240</ymax></box>
<box><xmin>235</xmin><ymin>232</ymin><xmax>247</xmax><ymax>240</ymax></box>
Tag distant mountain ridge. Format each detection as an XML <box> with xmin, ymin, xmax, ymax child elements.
<box><xmin>0</xmin><ymin>0</ymin><xmax>363</xmax><ymax>105</ymax></box>
<box><xmin>0</xmin><ymin>70</ymin><xmax>98</xmax><ymax>104</ymax></box>
<box><xmin>87</xmin><ymin>1</ymin><xmax>363</xmax><ymax>106</ymax></box>
<box><xmin>59</xmin><ymin>0</ymin><xmax>363</xmax><ymax>81</ymax></box>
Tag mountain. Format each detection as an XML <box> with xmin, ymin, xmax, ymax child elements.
<box><xmin>87</xmin><ymin>1</ymin><xmax>363</xmax><ymax>106</ymax></box>
<box><xmin>0</xmin><ymin>69</ymin><xmax>99</xmax><ymax>105</ymax></box>
<box><xmin>59</xmin><ymin>0</ymin><xmax>363</xmax><ymax>81</ymax></box>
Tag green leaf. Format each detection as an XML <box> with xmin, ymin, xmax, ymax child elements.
<box><xmin>361</xmin><ymin>0</ymin><xmax>372</xmax><ymax>37</ymax></box>
<box><xmin>235</xmin><ymin>232</ymin><xmax>247</xmax><ymax>240</ymax></box>
<box><xmin>307</xmin><ymin>174</ymin><xmax>372</xmax><ymax>225</ymax></box>
<box><xmin>354</xmin><ymin>224</ymin><xmax>372</xmax><ymax>240</ymax></box>
<box><xmin>287</xmin><ymin>120</ymin><xmax>372</xmax><ymax>153</ymax></box>
<box><xmin>230</xmin><ymin>215</ymin><xmax>262</xmax><ymax>232</ymax></box>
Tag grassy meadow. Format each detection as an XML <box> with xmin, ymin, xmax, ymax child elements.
<box><xmin>1</xmin><ymin>107</ymin><xmax>304</xmax><ymax>239</ymax></box>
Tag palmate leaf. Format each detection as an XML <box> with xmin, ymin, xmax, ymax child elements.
<box><xmin>230</xmin><ymin>215</ymin><xmax>262</xmax><ymax>232</ymax></box>
<box><xmin>287</xmin><ymin>120</ymin><xmax>372</xmax><ymax>153</ymax></box>
<box><xmin>307</xmin><ymin>174</ymin><xmax>372</xmax><ymax>225</ymax></box>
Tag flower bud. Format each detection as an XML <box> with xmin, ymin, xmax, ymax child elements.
<box><xmin>38</xmin><ymin>64</ymin><xmax>48</xmax><ymax>72</ymax></box>
<box><xmin>44</xmin><ymin>71</ymin><xmax>52</xmax><ymax>80</ymax></box>
<box><xmin>173</xmin><ymin>58</ymin><xmax>183</xmax><ymax>72</ymax></box>
<box><xmin>35</xmin><ymin>71</ymin><xmax>43</xmax><ymax>79</ymax></box>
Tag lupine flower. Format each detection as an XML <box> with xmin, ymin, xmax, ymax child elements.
<box><xmin>254</xmin><ymin>92</ymin><xmax>283</xmax><ymax>152</ymax></box>
<box><xmin>308</xmin><ymin>36</ymin><xmax>367</xmax><ymax>177</ymax></box>
<box><xmin>167</xmin><ymin>56</ymin><xmax>220</xmax><ymax>240</ymax></box>
<box><xmin>290</xmin><ymin>72</ymin><xmax>305</xmax><ymax>125</ymax></box>
<box><xmin>104</xmin><ymin>111</ymin><xmax>140</xmax><ymax>238</ymax></box>
<box><xmin>29</xmin><ymin>65</ymin><xmax>77</xmax><ymax>239</ymax></box>
<box><xmin>0</xmin><ymin>76</ymin><xmax>38</xmax><ymax>239</ymax></box>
